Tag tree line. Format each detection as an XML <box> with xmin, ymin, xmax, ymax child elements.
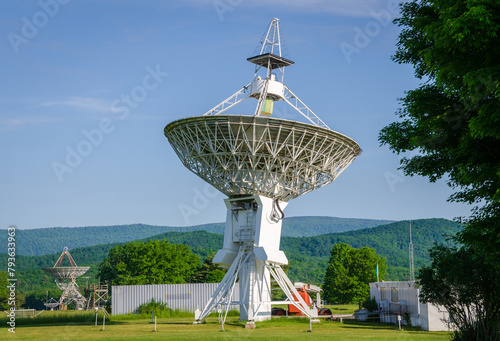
<box><xmin>0</xmin><ymin>218</ymin><xmax>459</xmax><ymax>310</ymax></box>
<box><xmin>2</xmin><ymin>217</ymin><xmax>392</xmax><ymax>257</ymax></box>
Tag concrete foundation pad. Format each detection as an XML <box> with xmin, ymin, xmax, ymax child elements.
<box><xmin>245</xmin><ymin>322</ymin><xmax>256</xmax><ymax>329</ymax></box>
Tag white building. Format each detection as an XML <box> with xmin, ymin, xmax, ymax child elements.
<box><xmin>369</xmin><ymin>281</ymin><xmax>452</xmax><ymax>331</ymax></box>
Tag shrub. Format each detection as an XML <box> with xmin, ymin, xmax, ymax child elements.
<box><xmin>136</xmin><ymin>299</ymin><xmax>170</xmax><ymax>315</ymax></box>
<box><xmin>362</xmin><ymin>296</ymin><xmax>378</xmax><ymax>312</ymax></box>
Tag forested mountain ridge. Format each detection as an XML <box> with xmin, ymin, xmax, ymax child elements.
<box><xmin>282</xmin><ymin>218</ymin><xmax>460</xmax><ymax>283</ymax></box>
<box><xmin>2</xmin><ymin>217</ymin><xmax>393</xmax><ymax>256</ymax></box>
<box><xmin>281</xmin><ymin>216</ymin><xmax>394</xmax><ymax>237</ymax></box>
<box><xmin>2</xmin><ymin>218</ymin><xmax>460</xmax><ymax>296</ymax></box>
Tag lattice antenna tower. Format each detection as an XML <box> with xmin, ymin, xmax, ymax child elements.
<box><xmin>409</xmin><ymin>220</ymin><xmax>415</xmax><ymax>281</ymax></box>
<box><xmin>164</xmin><ymin>18</ymin><xmax>362</xmax><ymax>327</ymax></box>
<box><xmin>250</xmin><ymin>18</ymin><xmax>291</xmax><ymax>82</ymax></box>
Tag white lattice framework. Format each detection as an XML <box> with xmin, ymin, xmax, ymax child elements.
<box><xmin>165</xmin><ymin>115</ymin><xmax>360</xmax><ymax>202</ymax></box>
<box><xmin>42</xmin><ymin>248</ymin><xmax>89</xmax><ymax>310</ymax></box>
<box><xmin>43</xmin><ymin>267</ymin><xmax>89</xmax><ymax>279</ymax></box>
<box><xmin>54</xmin><ymin>279</ymin><xmax>87</xmax><ymax>310</ymax></box>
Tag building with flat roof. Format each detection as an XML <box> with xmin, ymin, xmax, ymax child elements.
<box><xmin>369</xmin><ymin>281</ymin><xmax>453</xmax><ymax>331</ymax></box>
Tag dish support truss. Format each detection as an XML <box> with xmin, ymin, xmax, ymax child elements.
<box><xmin>194</xmin><ymin>195</ymin><xmax>318</xmax><ymax>326</ymax></box>
<box><xmin>55</xmin><ymin>277</ymin><xmax>87</xmax><ymax>310</ymax></box>
<box><xmin>202</xmin><ymin>82</ymin><xmax>329</xmax><ymax>129</ymax></box>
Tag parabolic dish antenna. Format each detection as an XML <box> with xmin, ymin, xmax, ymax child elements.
<box><xmin>164</xmin><ymin>18</ymin><xmax>361</xmax><ymax>326</ymax></box>
<box><xmin>42</xmin><ymin>247</ymin><xmax>89</xmax><ymax>310</ymax></box>
<box><xmin>165</xmin><ymin>115</ymin><xmax>360</xmax><ymax>202</ymax></box>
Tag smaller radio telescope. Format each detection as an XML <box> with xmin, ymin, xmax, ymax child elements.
<box><xmin>165</xmin><ymin>18</ymin><xmax>361</xmax><ymax>325</ymax></box>
<box><xmin>42</xmin><ymin>246</ymin><xmax>89</xmax><ymax>310</ymax></box>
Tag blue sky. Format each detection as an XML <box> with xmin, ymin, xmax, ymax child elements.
<box><xmin>0</xmin><ymin>0</ymin><xmax>472</xmax><ymax>229</ymax></box>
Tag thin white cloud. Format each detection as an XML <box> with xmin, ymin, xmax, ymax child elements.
<box><xmin>1</xmin><ymin>117</ymin><xmax>60</xmax><ymax>128</ymax></box>
<box><xmin>266</xmin><ymin>0</ymin><xmax>381</xmax><ymax>17</ymax></box>
<box><xmin>40</xmin><ymin>96</ymin><xmax>113</xmax><ymax>113</ymax></box>
<box><xmin>184</xmin><ymin>0</ymin><xmax>389</xmax><ymax>18</ymax></box>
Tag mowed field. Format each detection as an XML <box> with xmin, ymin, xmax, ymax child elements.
<box><xmin>5</xmin><ymin>316</ymin><xmax>451</xmax><ymax>340</ymax></box>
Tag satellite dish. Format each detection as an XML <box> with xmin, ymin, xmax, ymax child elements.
<box><xmin>42</xmin><ymin>248</ymin><xmax>89</xmax><ymax>310</ymax></box>
<box><xmin>165</xmin><ymin>18</ymin><xmax>361</xmax><ymax>325</ymax></box>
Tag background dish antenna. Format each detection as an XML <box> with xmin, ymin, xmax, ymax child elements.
<box><xmin>42</xmin><ymin>247</ymin><xmax>89</xmax><ymax>310</ymax></box>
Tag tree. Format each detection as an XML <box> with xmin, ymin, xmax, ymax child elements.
<box><xmin>23</xmin><ymin>289</ymin><xmax>60</xmax><ymax>310</ymax></box>
<box><xmin>0</xmin><ymin>271</ymin><xmax>9</xmax><ymax>310</ymax></box>
<box><xmin>419</xmin><ymin>244</ymin><xmax>500</xmax><ymax>341</ymax></box>
<box><xmin>379</xmin><ymin>1</ymin><xmax>500</xmax><ymax>338</ymax></box>
<box><xmin>378</xmin><ymin>0</ymin><xmax>500</xmax><ymax>267</ymax></box>
<box><xmin>189</xmin><ymin>253</ymin><xmax>226</xmax><ymax>283</ymax></box>
<box><xmin>323</xmin><ymin>243</ymin><xmax>387</xmax><ymax>304</ymax></box>
<box><xmin>97</xmin><ymin>239</ymin><xmax>199</xmax><ymax>285</ymax></box>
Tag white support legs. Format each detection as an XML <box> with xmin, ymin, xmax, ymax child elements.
<box><xmin>194</xmin><ymin>195</ymin><xmax>316</xmax><ymax>325</ymax></box>
<box><xmin>194</xmin><ymin>256</ymin><xmax>316</xmax><ymax>325</ymax></box>
<box><xmin>268</xmin><ymin>264</ymin><xmax>316</xmax><ymax>318</ymax></box>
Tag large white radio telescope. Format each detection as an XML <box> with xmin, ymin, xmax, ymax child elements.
<box><xmin>164</xmin><ymin>18</ymin><xmax>361</xmax><ymax>326</ymax></box>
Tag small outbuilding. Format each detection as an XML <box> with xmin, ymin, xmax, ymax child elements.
<box><xmin>369</xmin><ymin>281</ymin><xmax>452</xmax><ymax>331</ymax></box>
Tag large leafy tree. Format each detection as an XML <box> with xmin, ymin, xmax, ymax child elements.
<box><xmin>379</xmin><ymin>0</ymin><xmax>500</xmax><ymax>267</ymax></box>
<box><xmin>419</xmin><ymin>241</ymin><xmax>500</xmax><ymax>340</ymax></box>
<box><xmin>323</xmin><ymin>243</ymin><xmax>387</xmax><ymax>304</ymax></box>
<box><xmin>379</xmin><ymin>1</ymin><xmax>500</xmax><ymax>339</ymax></box>
<box><xmin>419</xmin><ymin>245</ymin><xmax>500</xmax><ymax>340</ymax></box>
<box><xmin>419</xmin><ymin>244</ymin><xmax>500</xmax><ymax>340</ymax></box>
<box><xmin>97</xmin><ymin>239</ymin><xmax>199</xmax><ymax>285</ymax></box>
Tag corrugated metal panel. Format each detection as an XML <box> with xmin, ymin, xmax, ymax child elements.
<box><xmin>111</xmin><ymin>283</ymin><xmax>240</xmax><ymax>315</ymax></box>
<box><xmin>370</xmin><ymin>281</ymin><xmax>419</xmax><ymax>314</ymax></box>
<box><xmin>370</xmin><ymin>281</ymin><xmax>420</xmax><ymax>325</ymax></box>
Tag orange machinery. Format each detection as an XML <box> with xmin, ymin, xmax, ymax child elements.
<box><xmin>289</xmin><ymin>285</ymin><xmax>314</xmax><ymax>315</ymax></box>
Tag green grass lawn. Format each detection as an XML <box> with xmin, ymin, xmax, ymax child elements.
<box><xmin>4</xmin><ymin>315</ymin><xmax>451</xmax><ymax>340</ymax></box>
<box><xmin>271</xmin><ymin>303</ymin><xmax>359</xmax><ymax>314</ymax></box>
<box><xmin>326</xmin><ymin>303</ymin><xmax>359</xmax><ymax>314</ymax></box>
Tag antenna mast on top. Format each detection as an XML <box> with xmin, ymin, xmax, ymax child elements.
<box><xmin>248</xmin><ymin>18</ymin><xmax>293</xmax><ymax>82</ymax></box>
<box><xmin>257</xmin><ymin>17</ymin><xmax>282</xmax><ymax>56</ymax></box>
<box><xmin>409</xmin><ymin>221</ymin><xmax>415</xmax><ymax>281</ymax></box>
<box><xmin>203</xmin><ymin>18</ymin><xmax>329</xmax><ymax>128</ymax></box>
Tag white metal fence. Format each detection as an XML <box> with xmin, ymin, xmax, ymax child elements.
<box><xmin>111</xmin><ymin>283</ymin><xmax>240</xmax><ymax>315</ymax></box>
